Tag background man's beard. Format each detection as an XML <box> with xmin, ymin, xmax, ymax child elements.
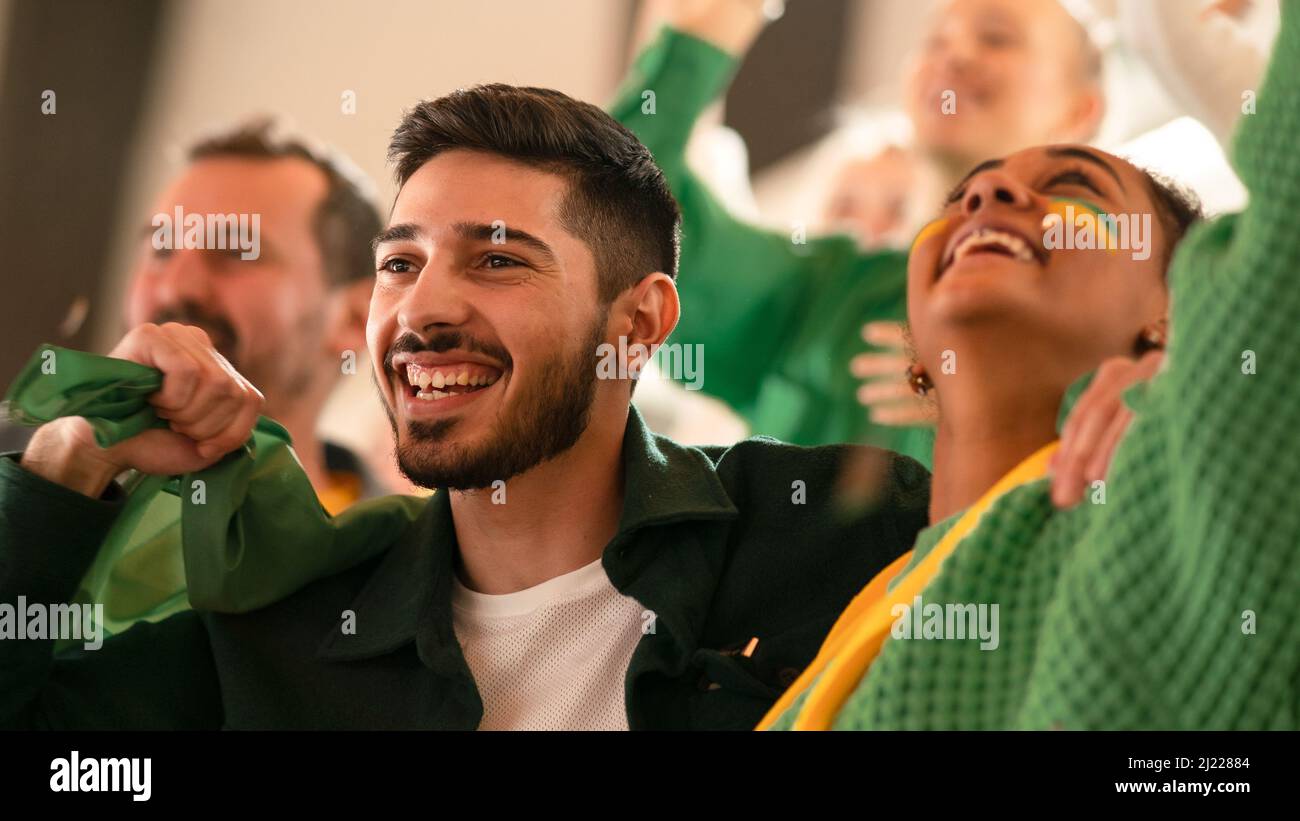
<box><xmin>385</xmin><ymin>320</ymin><xmax>605</xmax><ymax>491</ymax></box>
<box><xmin>150</xmin><ymin>301</ymin><xmax>323</xmax><ymax>405</ymax></box>
<box><xmin>150</xmin><ymin>302</ymin><xmax>240</xmax><ymax>368</ymax></box>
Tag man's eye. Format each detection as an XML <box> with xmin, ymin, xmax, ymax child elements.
<box><xmin>482</xmin><ymin>253</ymin><xmax>521</xmax><ymax>269</ymax></box>
<box><xmin>378</xmin><ymin>257</ymin><xmax>416</xmax><ymax>274</ymax></box>
<box><xmin>979</xmin><ymin>30</ymin><xmax>1015</xmax><ymax>48</ymax></box>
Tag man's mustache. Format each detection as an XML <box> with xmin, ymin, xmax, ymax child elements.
<box><xmin>383</xmin><ymin>331</ymin><xmax>512</xmax><ymax>372</ymax></box>
<box><xmin>149</xmin><ymin>304</ymin><xmax>239</xmax><ymax>361</ymax></box>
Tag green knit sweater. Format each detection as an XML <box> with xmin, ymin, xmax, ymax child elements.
<box><xmin>774</xmin><ymin>3</ymin><xmax>1300</xmax><ymax>730</ymax></box>
<box><xmin>609</xmin><ymin>28</ymin><xmax>935</xmax><ymax>468</ymax></box>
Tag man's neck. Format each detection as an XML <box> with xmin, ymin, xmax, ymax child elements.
<box><xmin>928</xmin><ymin>350</ymin><xmax>1064</xmax><ymax>524</ymax></box>
<box><xmin>449</xmin><ymin>406</ymin><xmax>629</xmax><ymax>595</ymax></box>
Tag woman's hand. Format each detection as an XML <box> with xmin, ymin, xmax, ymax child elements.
<box><xmin>1050</xmin><ymin>350</ymin><xmax>1165</xmax><ymax>508</ymax></box>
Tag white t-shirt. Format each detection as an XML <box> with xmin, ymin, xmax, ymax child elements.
<box><xmin>451</xmin><ymin>558</ymin><xmax>647</xmax><ymax>730</ymax></box>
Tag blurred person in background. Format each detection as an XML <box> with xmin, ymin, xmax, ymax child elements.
<box><xmin>126</xmin><ymin>120</ymin><xmax>384</xmax><ymax>512</ymax></box>
<box><xmin>612</xmin><ymin>0</ymin><xmax>1106</xmax><ymax>468</ymax></box>
<box><xmin>8</xmin><ymin>120</ymin><xmax>388</xmax><ymax>641</ymax></box>
<box><xmin>835</xmin><ymin>0</ymin><xmax>1270</xmax><ymax>429</ymax></box>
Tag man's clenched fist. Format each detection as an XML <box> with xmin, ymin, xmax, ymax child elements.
<box><xmin>20</xmin><ymin>323</ymin><xmax>264</xmax><ymax>498</ymax></box>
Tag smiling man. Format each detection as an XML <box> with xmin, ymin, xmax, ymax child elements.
<box><xmin>0</xmin><ymin>122</ymin><xmax>388</xmax><ymax>649</ymax></box>
<box><xmin>0</xmin><ymin>84</ymin><xmax>928</xmax><ymax>730</ymax></box>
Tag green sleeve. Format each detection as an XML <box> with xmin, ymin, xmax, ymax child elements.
<box><xmin>609</xmin><ymin>26</ymin><xmax>889</xmax><ymax>413</ymax></box>
<box><xmin>0</xmin><ymin>454</ymin><xmax>222</xmax><ymax>729</ymax></box>
<box><xmin>1156</xmin><ymin>3</ymin><xmax>1300</xmax><ymax>546</ymax></box>
<box><xmin>1034</xmin><ymin>4</ymin><xmax>1300</xmax><ymax>728</ymax></box>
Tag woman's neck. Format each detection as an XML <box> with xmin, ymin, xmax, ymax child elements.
<box><xmin>928</xmin><ymin>368</ymin><xmax>1063</xmax><ymax>524</ymax></box>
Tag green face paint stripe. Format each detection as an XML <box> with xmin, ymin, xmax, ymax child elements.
<box><xmin>1045</xmin><ymin>197</ymin><xmax>1116</xmax><ymax>252</ymax></box>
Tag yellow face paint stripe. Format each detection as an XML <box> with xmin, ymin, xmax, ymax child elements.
<box><xmin>1045</xmin><ymin>197</ymin><xmax>1114</xmax><ymax>253</ymax></box>
<box><xmin>909</xmin><ymin>216</ymin><xmax>950</xmax><ymax>258</ymax></box>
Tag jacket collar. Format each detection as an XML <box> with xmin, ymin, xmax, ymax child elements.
<box><xmin>316</xmin><ymin>406</ymin><xmax>738</xmax><ymax>667</ymax></box>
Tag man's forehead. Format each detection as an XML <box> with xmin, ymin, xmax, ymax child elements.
<box><xmin>388</xmin><ymin>151</ymin><xmax>571</xmax><ymax>241</ymax></box>
<box><xmin>938</xmin><ymin>0</ymin><xmax>1062</xmax><ymax>26</ymax></box>
<box><xmin>156</xmin><ymin>156</ymin><xmax>326</xmax><ymax>219</ymax></box>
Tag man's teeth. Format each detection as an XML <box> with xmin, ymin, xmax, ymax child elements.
<box><xmin>405</xmin><ymin>366</ymin><xmax>499</xmax><ymax>399</ymax></box>
<box><xmin>952</xmin><ymin>229</ymin><xmax>1035</xmax><ymax>264</ymax></box>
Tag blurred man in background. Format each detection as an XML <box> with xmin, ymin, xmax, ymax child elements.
<box><xmin>127</xmin><ymin>120</ymin><xmax>384</xmax><ymax>511</ymax></box>
<box><xmin>6</xmin><ymin>120</ymin><xmax>387</xmax><ymax>640</ymax></box>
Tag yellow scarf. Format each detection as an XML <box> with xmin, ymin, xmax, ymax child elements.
<box><xmin>756</xmin><ymin>441</ymin><xmax>1060</xmax><ymax>731</ymax></box>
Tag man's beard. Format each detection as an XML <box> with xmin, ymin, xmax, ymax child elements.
<box><xmin>150</xmin><ymin>301</ymin><xmax>319</xmax><ymax>398</ymax></box>
<box><xmin>380</xmin><ymin>319</ymin><xmax>605</xmax><ymax>491</ymax></box>
<box><xmin>149</xmin><ymin>302</ymin><xmax>239</xmax><ymax>365</ymax></box>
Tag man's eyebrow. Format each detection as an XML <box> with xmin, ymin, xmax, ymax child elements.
<box><xmin>1046</xmin><ymin>146</ymin><xmax>1126</xmax><ymax>192</ymax></box>
<box><xmin>948</xmin><ymin>158</ymin><xmax>1005</xmax><ymax>201</ymax></box>
<box><xmin>372</xmin><ymin>223</ymin><xmax>423</xmax><ymax>253</ymax></box>
<box><xmin>453</xmin><ymin>221</ymin><xmax>556</xmax><ymax>264</ymax></box>
<box><xmin>138</xmin><ymin>222</ymin><xmax>279</xmax><ymax>260</ymax></box>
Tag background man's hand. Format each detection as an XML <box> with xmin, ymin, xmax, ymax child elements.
<box><xmin>851</xmin><ymin>321</ymin><xmax>937</xmax><ymax>427</ymax></box>
<box><xmin>661</xmin><ymin>0</ymin><xmax>772</xmax><ymax>56</ymax></box>
<box><xmin>19</xmin><ymin>322</ymin><xmax>264</xmax><ymax>498</ymax></box>
<box><xmin>1050</xmin><ymin>350</ymin><xmax>1165</xmax><ymax>508</ymax></box>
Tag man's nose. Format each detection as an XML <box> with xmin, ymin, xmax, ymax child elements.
<box><xmin>150</xmin><ymin>249</ymin><xmax>214</xmax><ymax>306</ymax></box>
<box><xmin>933</xmin><ymin>34</ymin><xmax>976</xmax><ymax>76</ymax></box>
<box><xmin>960</xmin><ymin>170</ymin><xmax>1034</xmax><ymax>216</ymax></box>
<box><xmin>396</xmin><ymin>258</ymin><xmax>474</xmax><ymax>335</ymax></box>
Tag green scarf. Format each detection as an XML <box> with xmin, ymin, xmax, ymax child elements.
<box><xmin>3</xmin><ymin>344</ymin><xmax>426</xmax><ymax>631</ymax></box>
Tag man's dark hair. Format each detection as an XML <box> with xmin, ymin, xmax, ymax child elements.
<box><xmin>387</xmin><ymin>84</ymin><xmax>681</xmax><ymax>303</ymax></box>
<box><xmin>187</xmin><ymin>118</ymin><xmax>381</xmax><ymax>288</ymax></box>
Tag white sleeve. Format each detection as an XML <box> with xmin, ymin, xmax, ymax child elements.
<box><xmin>1116</xmin><ymin>0</ymin><xmax>1274</xmax><ymax>148</ymax></box>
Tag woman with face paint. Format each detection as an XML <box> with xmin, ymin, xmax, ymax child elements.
<box><xmin>757</xmin><ymin>1</ymin><xmax>1300</xmax><ymax>730</ymax></box>
<box><xmin>611</xmin><ymin>0</ymin><xmax>1106</xmax><ymax>467</ymax></box>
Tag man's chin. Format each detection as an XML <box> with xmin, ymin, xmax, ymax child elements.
<box><xmin>394</xmin><ymin>429</ymin><xmax>494</xmax><ymax>491</ymax></box>
<box><xmin>395</xmin><ymin>453</ymin><xmax>505</xmax><ymax>492</ymax></box>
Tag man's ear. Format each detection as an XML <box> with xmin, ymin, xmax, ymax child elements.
<box><xmin>323</xmin><ymin>278</ymin><xmax>374</xmax><ymax>359</ymax></box>
<box><xmin>1061</xmin><ymin>85</ymin><xmax>1106</xmax><ymax>144</ymax></box>
<box><xmin>617</xmin><ymin>272</ymin><xmax>679</xmax><ymax>350</ymax></box>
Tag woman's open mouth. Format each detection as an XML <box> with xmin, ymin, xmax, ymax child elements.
<box><xmin>937</xmin><ymin>226</ymin><xmax>1043</xmax><ymax>280</ymax></box>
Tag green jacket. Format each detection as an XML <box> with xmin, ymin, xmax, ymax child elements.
<box><xmin>609</xmin><ymin>27</ymin><xmax>934</xmax><ymax>467</ymax></box>
<box><xmin>769</xmin><ymin>2</ymin><xmax>1300</xmax><ymax>730</ymax></box>
<box><xmin>0</xmin><ymin>379</ymin><xmax>928</xmax><ymax>729</ymax></box>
